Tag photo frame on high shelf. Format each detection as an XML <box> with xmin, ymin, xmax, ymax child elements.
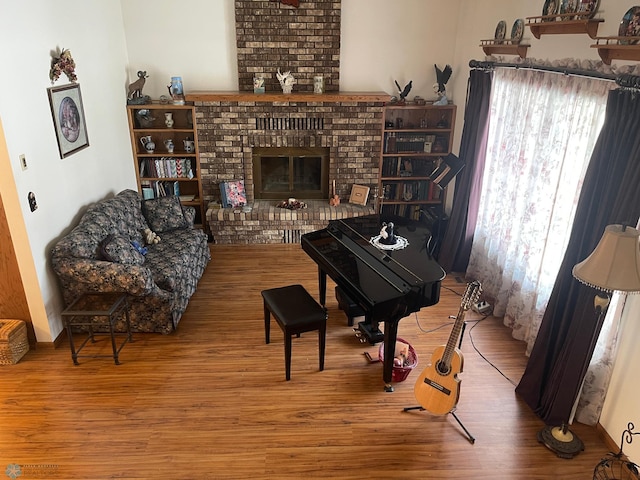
<box><xmin>349</xmin><ymin>184</ymin><xmax>370</xmax><ymax>206</ymax></box>
<box><xmin>47</xmin><ymin>83</ymin><xmax>89</xmax><ymax>158</ymax></box>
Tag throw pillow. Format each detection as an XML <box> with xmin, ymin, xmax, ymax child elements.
<box><xmin>142</xmin><ymin>196</ymin><xmax>188</xmax><ymax>233</ymax></box>
<box><xmin>100</xmin><ymin>234</ymin><xmax>145</xmax><ymax>265</ymax></box>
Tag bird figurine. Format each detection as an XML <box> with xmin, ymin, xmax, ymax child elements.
<box><xmin>394</xmin><ymin>80</ymin><xmax>412</xmax><ymax>103</ymax></box>
<box><xmin>434</xmin><ymin>64</ymin><xmax>452</xmax><ymax>105</ymax></box>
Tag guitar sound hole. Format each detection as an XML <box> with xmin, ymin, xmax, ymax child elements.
<box><xmin>436</xmin><ymin>361</ymin><xmax>450</xmax><ymax>376</ymax></box>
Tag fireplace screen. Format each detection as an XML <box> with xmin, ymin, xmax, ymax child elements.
<box><xmin>252</xmin><ymin>147</ymin><xmax>329</xmax><ymax>200</ymax></box>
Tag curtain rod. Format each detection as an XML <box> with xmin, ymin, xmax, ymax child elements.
<box><xmin>468</xmin><ymin>60</ymin><xmax>640</xmax><ymax>90</ymax></box>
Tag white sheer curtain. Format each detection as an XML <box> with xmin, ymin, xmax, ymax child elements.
<box><xmin>466</xmin><ymin>67</ymin><xmax>612</xmax><ymax>355</ymax></box>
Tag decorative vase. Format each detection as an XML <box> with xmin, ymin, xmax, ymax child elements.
<box><xmin>168</xmin><ymin>76</ymin><xmax>185</xmax><ymax>105</ymax></box>
<box><xmin>164</xmin><ymin>112</ymin><xmax>174</xmax><ymax>128</ymax></box>
<box><xmin>183</xmin><ymin>139</ymin><xmax>195</xmax><ymax>153</ymax></box>
<box><xmin>139</xmin><ymin>135</ymin><xmax>155</xmax><ymax>153</ymax></box>
<box><xmin>164</xmin><ymin>139</ymin><xmax>174</xmax><ymax>153</ymax></box>
<box><xmin>314</xmin><ymin>75</ymin><xmax>324</xmax><ymax>94</ymax></box>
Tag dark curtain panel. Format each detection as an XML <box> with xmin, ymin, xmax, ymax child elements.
<box><xmin>438</xmin><ymin>69</ymin><xmax>492</xmax><ymax>273</ymax></box>
<box><xmin>516</xmin><ymin>88</ymin><xmax>640</xmax><ymax>425</ymax></box>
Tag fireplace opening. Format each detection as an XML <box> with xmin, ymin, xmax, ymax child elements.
<box><xmin>252</xmin><ymin>147</ymin><xmax>329</xmax><ymax>200</ymax></box>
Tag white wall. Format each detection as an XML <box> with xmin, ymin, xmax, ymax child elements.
<box><xmin>0</xmin><ymin>1</ymin><xmax>135</xmax><ymax>341</ymax></box>
<box><xmin>601</xmin><ymin>295</ymin><xmax>640</xmax><ymax>462</ymax></box>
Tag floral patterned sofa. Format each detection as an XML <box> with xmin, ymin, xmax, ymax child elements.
<box><xmin>52</xmin><ymin>189</ymin><xmax>211</xmax><ymax>334</ymax></box>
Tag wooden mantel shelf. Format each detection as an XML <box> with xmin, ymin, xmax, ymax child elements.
<box><xmin>185</xmin><ymin>91</ymin><xmax>391</xmax><ymax>103</ymax></box>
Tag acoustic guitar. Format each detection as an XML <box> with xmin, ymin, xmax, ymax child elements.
<box><xmin>413</xmin><ymin>280</ymin><xmax>482</xmax><ymax>416</ymax></box>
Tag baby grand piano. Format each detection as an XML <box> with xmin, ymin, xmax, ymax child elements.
<box><xmin>301</xmin><ymin>214</ymin><xmax>445</xmax><ymax>391</ymax></box>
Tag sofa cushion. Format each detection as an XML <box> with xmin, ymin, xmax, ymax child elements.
<box><xmin>142</xmin><ymin>196</ymin><xmax>188</xmax><ymax>233</ymax></box>
<box><xmin>143</xmin><ymin>228</ymin><xmax>207</xmax><ymax>292</ymax></box>
<box><xmin>100</xmin><ymin>234</ymin><xmax>145</xmax><ymax>265</ymax></box>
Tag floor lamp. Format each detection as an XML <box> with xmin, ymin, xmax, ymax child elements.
<box><xmin>537</xmin><ymin>224</ymin><xmax>640</xmax><ymax>459</ymax></box>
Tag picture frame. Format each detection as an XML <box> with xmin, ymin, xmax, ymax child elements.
<box><xmin>47</xmin><ymin>83</ymin><xmax>89</xmax><ymax>158</ymax></box>
<box><xmin>349</xmin><ymin>184</ymin><xmax>370</xmax><ymax>206</ymax></box>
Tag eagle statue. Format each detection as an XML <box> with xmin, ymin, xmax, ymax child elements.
<box><xmin>434</xmin><ymin>64</ymin><xmax>452</xmax><ymax>105</ymax></box>
<box><xmin>394</xmin><ymin>80</ymin><xmax>412</xmax><ymax>103</ymax></box>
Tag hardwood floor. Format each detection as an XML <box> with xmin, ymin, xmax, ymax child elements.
<box><xmin>0</xmin><ymin>244</ymin><xmax>611</xmax><ymax>479</ymax></box>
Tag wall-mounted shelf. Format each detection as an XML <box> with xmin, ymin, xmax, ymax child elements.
<box><xmin>526</xmin><ymin>14</ymin><xmax>603</xmax><ymax>39</ymax></box>
<box><xmin>591</xmin><ymin>36</ymin><xmax>640</xmax><ymax>64</ymax></box>
<box><xmin>480</xmin><ymin>39</ymin><xmax>530</xmax><ymax>59</ymax></box>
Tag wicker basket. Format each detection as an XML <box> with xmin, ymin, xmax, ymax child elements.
<box><xmin>0</xmin><ymin>319</ymin><xmax>29</xmax><ymax>365</ymax></box>
<box><xmin>378</xmin><ymin>338</ymin><xmax>418</xmax><ymax>382</ymax></box>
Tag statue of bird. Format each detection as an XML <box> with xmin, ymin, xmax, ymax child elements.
<box><xmin>394</xmin><ymin>80</ymin><xmax>412</xmax><ymax>102</ymax></box>
<box><xmin>434</xmin><ymin>64</ymin><xmax>452</xmax><ymax>94</ymax></box>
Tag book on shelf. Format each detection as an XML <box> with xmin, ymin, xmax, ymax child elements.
<box><xmin>429</xmin><ymin>153</ymin><xmax>465</xmax><ymax>189</ymax></box>
<box><xmin>140</xmin><ymin>158</ymin><xmax>195</xmax><ymax>179</ymax></box>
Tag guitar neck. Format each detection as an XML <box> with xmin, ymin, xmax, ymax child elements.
<box><xmin>440</xmin><ymin>281</ymin><xmax>481</xmax><ymax>369</ymax></box>
<box><xmin>441</xmin><ymin>305</ymin><xmax>467</xmax><ymax>367</ymax></box>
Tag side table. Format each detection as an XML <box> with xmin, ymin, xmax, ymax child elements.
<box><xmin>61</xmin><ymin>292</ymin><xmax>132</xmax><ymax>365</ymax></box>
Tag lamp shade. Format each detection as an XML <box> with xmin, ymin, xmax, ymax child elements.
<box><xmin>572</xmin><ymin>224</ymin><xmax>640</xmax><ymax>293</ymax></box>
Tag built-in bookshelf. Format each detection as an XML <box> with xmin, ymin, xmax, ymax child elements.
<box><xmin>378</xmin><ymin>103</ymin><xmax>456</xmax><ymax>225</ymax></box>
<box><xmin>126</xmin><ymin>103</ymin><xmax>205</xmax><ymax>230</ymax></box>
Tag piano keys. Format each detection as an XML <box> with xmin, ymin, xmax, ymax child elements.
<box><xmin>301</xmin><ymin>214</ymin><xmax>445</xmax><ymax>391</ymax></box>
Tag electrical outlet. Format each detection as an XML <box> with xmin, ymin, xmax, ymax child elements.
<box><xmin>472</xmin><ymin>300</ymin><xmax>492</xmax><ymax>315</ymax></box>
<box><xmin>19</xmin><ymin>154</ymin><xmax>27</xmax><ymax>170</ymax></box>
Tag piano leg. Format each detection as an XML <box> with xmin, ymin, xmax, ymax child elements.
<box><xmin>317</xmin><ymin>267</ymin><xmax>327</xmax><ymax>307</ymax></box>
<box><xmin>382</xmin><ymin>318</ymin><xmax>401</xmax><ymax>392</ymax></box>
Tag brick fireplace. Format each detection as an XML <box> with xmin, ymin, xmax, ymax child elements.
<box><xmin>183</xmin><ymin>0</ymin><xmax>391</xmax><ymax>243</ymax></box>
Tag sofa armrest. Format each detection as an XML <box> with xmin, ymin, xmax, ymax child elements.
<box><xmin>54</xmin><ymin>258</ymin><xmax>158</xmax><ymax>296</ymax></box>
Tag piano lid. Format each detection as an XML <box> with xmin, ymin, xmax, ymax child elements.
<box><xmin>301</xmin><ymin>214</ymin><xmax>445</xmax><ymax>307</ymax></box>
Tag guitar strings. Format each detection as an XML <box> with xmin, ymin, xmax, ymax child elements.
<box><xmin>413</xmin><ymin>307</ymin><xmax>518</xmax><ymax>387</ymax></box>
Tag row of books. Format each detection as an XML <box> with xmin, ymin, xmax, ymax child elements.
<box><xmin>141</xmin><ymin>180</ymin><xmax>181</xmax><ymax>200</ymax></box>
<box><xmin>381</xmin><ymin>157</ymin><xmax>438</xmax><ymax>177</ymax></box>
<box><xmin>383</xmin><ymin>180</ymin><xmax>442</xmax><ymax>202</ymax></box>
<box><xmin>381</xmin><ymin>204</ymin><xmax>423</xmax><ymax>221</ymax></box>
<box><xmin>139</xmin><ymin>157</ymin><xmax>194</xmax><ymax>179</ymax></box>
<box><xmin>384</xmin><ymin>133</ymin><xmax>440</xmax><ymax>153</ymax></box>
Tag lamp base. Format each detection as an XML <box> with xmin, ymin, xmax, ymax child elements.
<box><xmin>537</xmin><ymin>425</ymin><xmax>585</xmax><ymax>459</ymax></box>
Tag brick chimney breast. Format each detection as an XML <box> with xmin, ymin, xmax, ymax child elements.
<box><xmin>235</xmin><ymin>0</ymin><xmax>341</xmax><ymax>93</ymax></box>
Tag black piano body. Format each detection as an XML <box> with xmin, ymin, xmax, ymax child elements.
<box><xmin>301</xmin><ymin>214</ymin><xmax>445</xmax><ymax>391</ymax></box>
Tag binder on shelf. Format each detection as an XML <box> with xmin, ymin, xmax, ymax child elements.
<box><xmin>429</xmin><ymin>153</ymin><xmax>465</xmax><ymax>189</ymax></box>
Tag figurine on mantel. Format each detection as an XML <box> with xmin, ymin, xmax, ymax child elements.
<box><xmin>276</xmin><ymin>69</ymin><xmax>296</xmax><ymax>94</ymax></box>
<box><xmin>127</xmin><ymin>70</ymin><xmax>150</xmax><ymax>105</ymax></box>
<box><xmin>394</xmin><ymin>80</ymin><xmax>412</xmax><ymax>104</ymax></box>
<box><xmin>433</xmin><ymin>64</ymin><xmax>452</xmax><ymax>106</ymax></box>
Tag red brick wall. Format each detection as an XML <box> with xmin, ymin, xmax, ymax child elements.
<box><xmin>235</xmin><ymin>0</ymin><xmax>341</xmax><ymax>92</ymax></box>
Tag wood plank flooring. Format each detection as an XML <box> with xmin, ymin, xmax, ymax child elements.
<box><xmin>0</xmin><ymin>244</ymin><xmax>612</xmax><ymax>479</ymax></box>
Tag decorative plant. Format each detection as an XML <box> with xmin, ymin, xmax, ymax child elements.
<box><xmin>50</xmin><ymin>48</ymin><xmax>77</xmax><ymax>84</ymax></box>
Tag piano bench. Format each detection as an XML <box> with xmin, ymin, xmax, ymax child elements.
<box><xmin>262</xmin><ymin>284</ymin><xmax>327</xmax><ymax>381</ymax></box>
<box><xmin>335</xmin><ymin>286</ymin><xmax>366</xmax><ymax>327</ymax></box>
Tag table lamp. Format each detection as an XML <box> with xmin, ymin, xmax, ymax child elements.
<box><xmin>538</xmin><ymin>224</ymin><xmax>640</xmax><ymax>458</ymax></box>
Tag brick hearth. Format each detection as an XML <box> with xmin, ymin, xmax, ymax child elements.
<box><xmin>208</xmin><ymin>200</ymin><xmax>374</xmax><ymax>244</ymax></box>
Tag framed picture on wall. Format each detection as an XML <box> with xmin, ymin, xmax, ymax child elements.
<box><xmin>47</xmin><ymin>83</ymin><xmax>89</xmax><ymax>158</ymax></box>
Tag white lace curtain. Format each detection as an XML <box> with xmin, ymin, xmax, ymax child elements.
<box><xmin>467</xmin><ymin>67</ymin><xmax>612</xmax><ymax>354</ymax></box>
